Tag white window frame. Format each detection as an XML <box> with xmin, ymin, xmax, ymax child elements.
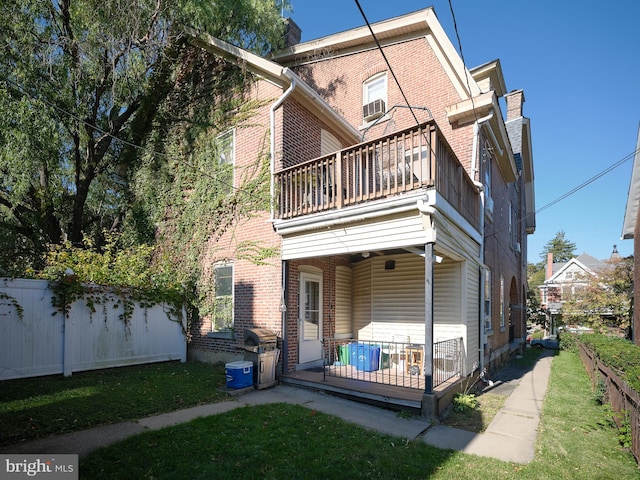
<box><xmin>217</xmin><ymin>129</ymin><xmax>235</xmax><ymax>166</ymax></box>
<box><xmin>484</xmin><ymin>267</ymin><xmax>492</xmax><ymax>332</ymax></box>
<box><xmin>363</xmin><ymin>72</ymin><xmax>387</xmax><ymax>106</ymax></box>
<box><xmin>216</xmin><ymin>129</ymin><xmax>235</xmax><ymax>194</ymax></box>
<box><xmin>212</xmin><ymin>263</ymin><xmax>234</xmax><ymax>332</ymax></box>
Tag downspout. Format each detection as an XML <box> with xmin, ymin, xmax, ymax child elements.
<box><xmin>471</xmin><ymin>110</ymin><xmax>493</xmax><ymax>372</ymax></box>
<box><xmin>270</xmin><ymin>74</ymin><xmax>296</xmax><ymax>374</ymax></box>
<box><xmin>270</xmin><ymin>74</ymin><xmax>296</xmax><ymax>220</ymax></box>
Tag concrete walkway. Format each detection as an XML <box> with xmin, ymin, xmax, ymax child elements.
<box><xmin>423</xmin><ymin>349</ymin><xmax>554</xmax><ymax>463</ymax></box>
<box><xmin>0</xmin><ymin>350</ymin><xmax>554</xmax><ymax>464</ymax></box>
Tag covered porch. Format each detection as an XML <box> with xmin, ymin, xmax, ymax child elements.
<box><xmin>280</xmin><ymin>336</ymin><xmax>465</xmax><ymax>415</ymax></box>
<box><xmin>273</xmin><ymin>121</ymin><xmax>483</xmax><ymax>417</ymax></box>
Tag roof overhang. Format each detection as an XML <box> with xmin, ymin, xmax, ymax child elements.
<box><xmin>184</xmin><ymin>26</ymin><xmax>360</xmax><ymax>143</ymax></box>
<box><xmin>445</xmin><ymin>92</ymin><xmax>518</xmax><ymax>183</ymax></box>
<box><xmin>622</xmin><ymin>124</ymin><xmax>640</xmax><ymax>239</ymax></box>
<box><xmin>273</xmin><ymin>7</ymin><xmax>481</xmax><ymax>100</ymax></box>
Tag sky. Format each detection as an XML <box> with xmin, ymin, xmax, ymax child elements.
<box><xmin>287</xmin><ymin>0</ymin><xmax>640</xmax><ymax>264</ymax></box>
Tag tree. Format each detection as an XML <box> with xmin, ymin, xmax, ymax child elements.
<box><xmin>527</xmin><ymin>231</ymin><xmax>577</xmax><ymax>328</ymax></box>
<box><xmin>562</xmin><ymin>255</ymin><xmax>634</xmax><ymax>333</ymax></box>
<box><xmin>0</xmin><ymin>0</ymin><xmax>289</xmax><ymax>274</ymax></box>
<box><xmin>540</xmin><ymin>230</ymin><xmax>576</xmax><ymax>263</ymax></box>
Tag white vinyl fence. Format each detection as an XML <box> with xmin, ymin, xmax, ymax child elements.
<box><xmin>0</xmin><ymin>278</ymin><xmax>186</xmax><ymax>381</ymax></box>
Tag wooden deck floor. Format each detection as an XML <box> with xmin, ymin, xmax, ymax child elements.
<box><xmin>279</xmin><ymin>365</ymin><xmax>458</xmax><ymax>411</ymax></box>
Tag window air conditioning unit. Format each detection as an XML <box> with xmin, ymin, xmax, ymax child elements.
<box><xmin>362</xmin><ymin>99</ymin><xmax>385</xmax><ymax>121</ymax></box>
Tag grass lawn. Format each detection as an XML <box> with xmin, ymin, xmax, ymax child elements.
<box><xmin>78</xmin><ymin>350</ymin><xmax>638</xmax><ymax>479</ymax></box>
<box><xmin>2</xmin><ymin>351</ymin><xmax>638</xmax><ymax>479</ymax></box>
<box><xmin>0</xmin><ymin>361</ymin><xmax>229</xmax><ymax>445</ymax></box>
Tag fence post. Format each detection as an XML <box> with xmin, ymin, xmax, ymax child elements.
<box><xmin>63</xmin><ymin>311</ymin><xmax>73</xmax><ymax>377</ymax></box>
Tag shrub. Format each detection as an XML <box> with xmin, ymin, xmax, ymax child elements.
<box><xmin>579</xmin><ymin>334</ymin><xmax>640</xmax><ymax>393</ymax></box>
<box><xmin>453</xmin><ymin>393</ymin><xmax>479</xmax><ymax>413</ymax></box>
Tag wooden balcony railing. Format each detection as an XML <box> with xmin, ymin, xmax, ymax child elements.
<box><xmin>275</xmin><ymin>121</ymin><xmax>480</xmax><ymax>231</ymax></box>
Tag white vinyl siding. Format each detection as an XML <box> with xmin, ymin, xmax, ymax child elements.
<box><xmin>321</xmin><ymin>130</ymin><xmax>341</xmax><ymax>156</ymax></box>
<box><xmin>351</xmin><ymin>254</ymin><xmax>468</xmax><ymax>344</ymax></box>
<box><xmin>281</xmin><ymin>210</ymin><xmax>429</xmax><ymax>260</ymax></box>
<box><xmin>352</xmin><ymin>260</ymin><xmax>372</xmax><ymax>338</ymax></box>
<box><xmin>335</xmin><ymin>266</ymin><xmax>353</xmax><ymax>337</ymax></box>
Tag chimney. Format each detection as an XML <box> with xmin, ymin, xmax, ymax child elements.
<box><xmin>283</xmin><ymin>18</ymin><xmax>302</xmax><ymax>48</ymax></box>
<box><xmin>546</xmin><ymin>252</ymin><xmax>553</xmax><ymax>280</ymax></box>
<box><xmin>504</xmin><ymin>89</ymin><xmax>525</xmax><ymax>121</ymax></box>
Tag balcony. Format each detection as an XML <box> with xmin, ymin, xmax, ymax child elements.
<box><xmin>275</xmin><ymin>121</ymin><xmax>480</xmax><ymax>231</ymax></box>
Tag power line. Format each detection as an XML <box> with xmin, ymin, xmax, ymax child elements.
<box><xmin>535</xmin><ymin>150</ymin><xmax>636</xmax><ymax>215</ymax></box>
<box><xmin>486</xmin><ymin>148</ymin><xmax>638</xmax><ymax>240</ymax></box>
<box><xmin>354</xmin><ymin>0</ymin><xmax>421</xmax><ymax>127</ymax></box>
<box><xmin>447</xmin><ymin>0</ymin><xmax>478</xmax><ymax>124</ymax></box>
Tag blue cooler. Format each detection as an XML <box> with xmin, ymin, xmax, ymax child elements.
<box><xmin>225</xmin><ymin>361</ymin><xmax>253</xmax><ymax>388</ymax></box>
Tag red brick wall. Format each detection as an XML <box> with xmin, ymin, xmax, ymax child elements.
<box><xmin>482</xmin><ymin>133</ymin><xmax>526</xmax><ymax>366</ymax></box>
<box><xmin>190</xmin><ymin>79</ymin><xmax>284</xmax><ymax>361</ymax></box>
<box><xmin>292</xmin><ymin>38</ymin><xmax>474</xmax><ymax>170</ymax></box>
<box><xmin>283</xmin><ymin>256</ymin><xmax>351</xmax><ymax>372</ymax></box>
<box><xmin>190</xmin><ymin>77</ymin><xmax>354</xmax><ymax>363</ymax></box>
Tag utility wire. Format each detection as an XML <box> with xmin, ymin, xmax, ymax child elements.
<box><xmin>535</xmin><ymin>150</ymin><xmax>636</xmax><ymax>214</ymax></box>
<box><xmin>486</xmin><ymin>147</ymin><xmax>638</xmax><ymax>240</ymax></box>
<box><xmin>354</xmin><ymin>0</ymin><xmax>421</xmax><ymax>127</ymax></box>
<box><xmin>447</xmin><ymin>0</ymin><xmax>478</xmax><ymax>124</ymax></box>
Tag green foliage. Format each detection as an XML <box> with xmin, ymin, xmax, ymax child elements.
<box><xmin>0</xmin><ymin>288</ymin><xmax>24</xmax><ymax>321</ymax></box>
<box><xmin>37</xmin><ymin>237</ymin><xmax>185</xmax><ymax>326</ymax></box>
<box><xmin>558</xmin><ymin>332</ymin><xmax>578</xmax><ymax>352</ymax></box>
<box><xmin>562</xmin><ymin>257</ymin><xmax>632</xmax><ymax>332</ymax></box>
<box><xmin>453</xmin><ymin>392</ymin><xmax>479</xmax><ymax>413</ymax></box>
<box><xmin>0</xmin><ymin>0</ymin><xmax>288</xmax><ymax>273</ymax></box>
<box><xmin>540</xmin><ymin>230</ymin><xmax>577</xmax><ymax>263</ymax></box>
<box><xmin>594</xmin><ymin>377</ymin><xmax>607</xmax><ymax>405</ymax></box>
<box><xmin>578</xmin><ymin>334</ymin><xmax>640</xmax><ymax>394</ymax></box>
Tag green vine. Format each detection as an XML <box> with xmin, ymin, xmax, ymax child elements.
<box><xmin>41</xmin><ymin>238</ymin><xmax>186</xmax><ymax>331</ymax></box>
<box><xmin>0</xmin><ymin>289</ymin><xmax>24</xmax><ymax>321</ymax></box>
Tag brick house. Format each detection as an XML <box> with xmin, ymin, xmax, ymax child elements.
<box><xmin>186</xmin><ymin>8</ymin><xmax>535</xmax><ymax>417</ymax></box>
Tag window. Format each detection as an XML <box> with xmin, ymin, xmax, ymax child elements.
<box><xmin>484</xmin><ymin>267</ymin><xmax>492</xmax><ymax>331</ymax></box>
<box><xmin>213</xmin><ymin>264</ymin><xmax>233</xmax><ymax>331</ymax></box>
<box><xmin>500</xmin><ymin>275</ymin><xmax>505</xmax><ymax>329</ymax></box>
<box><xmin>217</xmin><ymin>130</ymin><xmax>234</xmax><ymax>193</ymax></box>
<box><xmin>482</xmin><ymin>140</ymin><xmax>493</xmax><ymax>219</ymax></box>
<box><xmin>362</xmin><ymin>73</ymin><xmax>387</xmax><ymax>121</ymax></box>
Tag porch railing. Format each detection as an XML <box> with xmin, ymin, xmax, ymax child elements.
<box><xmin>275</xmin><ymin>121</ymin><xmax>480</xmax><ymax>231</ymax></box>
<box><xmin>322</xmin><ymin>337</ymin><xmax>463</xmax><ymax>390</ymax></box>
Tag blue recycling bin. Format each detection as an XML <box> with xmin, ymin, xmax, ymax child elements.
<box><xmin>349</xmin><ymin>343</ymin><xmax>380</xmax><ymax>372</ymax></box>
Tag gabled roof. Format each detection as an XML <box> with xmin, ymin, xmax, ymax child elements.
<box><xmin>184</xmin><ymin>26</ymin><xmax>360</xmax><ymax>143</ymax></box>
<box><xmin>622</xmin><ymin>123</ymin><xmax>640</xmax><ymax>239</ymax></box>
<box><xmin>545</xmin><ymin>253</ymin><xmax>605</xmax><ymax>284</ymax></box>
<box><xmin>273</xmin><ymin>8</ymin><xmax>482</xmax><ymax>100</ymax></box>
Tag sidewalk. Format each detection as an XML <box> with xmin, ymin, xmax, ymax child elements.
<box><xmin>0</xmin><ymin>350</ymin><xmax>554</xmax><ymax>464</ymax></box>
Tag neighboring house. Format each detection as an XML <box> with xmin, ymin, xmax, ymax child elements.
<box><xmin>186</xmin><ymin>8</ymin><xmax>535</xmax><ymax>418</ymax></box>
<box><xmin>622</xmin><ymin>123</ymin><xmax>640</xmax><ymax>345</ymax></box>
<box><xmin>539</xmin><ymin>250</ymin><xmax>617</xmax><ymax>333</ymax></box>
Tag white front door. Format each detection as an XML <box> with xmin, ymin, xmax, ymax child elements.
<box><xmin>299</xmin><ymin>272</ymin><xmax>323</xmax><ymax>364</ymax></box>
